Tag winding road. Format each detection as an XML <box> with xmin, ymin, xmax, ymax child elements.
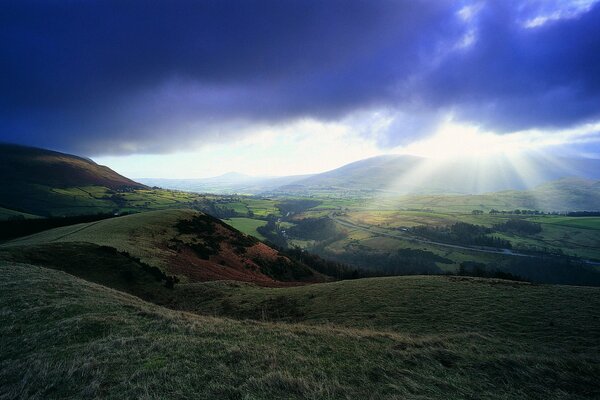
<box><xmin>329</xmin><ymin>214</ymin><xmax>600</xmax><ymax>266</ymax></box>
<box><xmin>331</xmin><ymin>214</ymin><xmax>534</xmax><ymax>257</ymax></box>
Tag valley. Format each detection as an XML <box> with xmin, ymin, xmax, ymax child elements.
<box><xmin>1</xmin><ymin>144</ymin><xmax>600</xmax><ymax>399</ymax></box>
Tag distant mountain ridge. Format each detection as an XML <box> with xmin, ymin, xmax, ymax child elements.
<box><xmin>138</xmin><ymin>173</ymin><xmax>312</xmax><ymax>194</ymax></box>
<box><xmin>0</xmin><ymin>143</ymin><xmax>146</xmax><ymax>189</ymax></box>
<box><xmin>279</xmin><ymin>154</ymin><xmax>600</xmax><ymax>195</ymax></box>
<box><xmin>142</xmin><ymin>153</ymin><xmax>600</xmax><ymax>196</ymax></box>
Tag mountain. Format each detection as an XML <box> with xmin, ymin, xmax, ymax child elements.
<box><xmin>0</xmin><ymin>209</ymin><xmax>322</xmax><ymax>286</ymax></box>
<box><xmin>0</xmin><ymin>144</ymin><xmax>151</xmax><ymax>216</ymax></box>
<box><xmin>139</xmin><ymin>153</ymin><xmax>600</xmax><ymax>197</ymax></box>
<box><xmin>0</xmin><ymin>143</ymin><xmax>145</xmax><ymax>189</ymax></box>
<box><xmin>500</xmin><ymin>177</ymin><xmax>600</xmax><ymax>211</ymax></box>
<box><xmin>138</xmin><ymin>173</ymin><xmax>312</xmax><ymax>194</ymax></box>
<box><xmin>279</xmin><ymin>155</ymin><xmax>423</xmax><ymax>192</ymax></box>
<box><xmin>271</xmin><ymin>153</ymin><xmax>600</xmax><ymax>195</ymax></box>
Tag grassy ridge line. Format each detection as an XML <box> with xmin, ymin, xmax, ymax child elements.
<box><xmin>2</xmin><ymin>262</ymin><xmax>600</xmax><ymax>399</ymax></box>
<box><xmin>0</xmin><ymin>209</ymin><xmax>190</xmax><ymax>269</ymax></box>
<box><xmin>163</xmin><ymin>276</ymin><xmax>600</xmax><ymax>347</ymax></box>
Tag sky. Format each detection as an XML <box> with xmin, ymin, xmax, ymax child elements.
<box><xmin>1</xmin><ymin>0</ymin><xmax>600</xmax><ymax>178</ymax></box>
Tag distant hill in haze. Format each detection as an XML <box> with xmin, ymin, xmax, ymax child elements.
<box><xmin>498</xmin><ymin>177</ymin><xmax>600</xmax><ymax>212</ymax></box>
<box><xmin>138</xmin><ymin>173</ymin><xmax>313</xmax><ymax>194</ymax></box>
<box><xmin>277</xmin><ymin>154</ymin><xmax>600</xmax><ymax>195</ymax></box>
<box><xmin>141</xmin><ymin>153</ymin><xmax>600</xmax><ymax>196</ymax></box>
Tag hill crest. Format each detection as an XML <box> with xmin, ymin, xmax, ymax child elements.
<box><xmin>0</xmin><ymin>143</ymin><xmax>146</xmax><ymax>190</ymax></box>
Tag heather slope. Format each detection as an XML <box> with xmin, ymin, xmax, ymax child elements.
<box><xmin>0</xmin><ymin>209</ymin><xmax>320</xmax><ymax>285</ymax></box>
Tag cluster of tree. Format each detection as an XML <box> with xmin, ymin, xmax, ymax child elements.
<box><xmin>493</xmin><ymin>219</ymin><xmax>542</xmax><ymax>235</ymax></box>
<box><xmin>502</xmin><ymin>255</ymin><xmax>600</xmax><ymax>286</ymax></box>
<box><xmin>489</xmin><ymin>209</ymin><xmax>543</xmax><ymax>215</ymax></box>
<box><xmin>0</xmin><ymin>212</ymin><xmax>128</xmax><ymax>242</ymax></box>
<box><xmin>566</xmin><ymin>211</ymin><xmax>600</xmax><ymax>217</ymax></box>
<box><xmin>279</xmin><ymin>246</ymin><xmax>369</xmax><ymax>280</ymax></box>
<box><xmin>319</xmin><ymin>247</ymin><xmax>451</xmax><ymax>276</ymax></box>
<box><xmin>456</xmin><ymin>261</ymin><xmax>525</xmax><ymax>282</ymax></box>
<box><xmin>410</xmin><ymin>222</ymin><xmax>512</xmax><ymax>249</ymax></box>
<box><xmin>251</xmin><ymin>255</ymin><xmax>315</xmax><ymax>282</ymax></box>
<box><xmin>256</xmin><ymin>216</ymin><xmax>287</xmax><ymax>248</ymax></box>
<box><xmin>287</xmin><ymin>217</ymin><xmax>339</xmax><ymax>241</ymax></box>
<box><xmin>194</xmin><ymin>202</ymin><xmax>237</xmax><ymax>218</ymax></box>
<box><xmin>276</xmin><ymin>199</ymin><xmax>322</xmax><ymax>216</ymax></box>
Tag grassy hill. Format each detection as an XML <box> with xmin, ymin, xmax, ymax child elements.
<box><xmin>279</xmin><ymin>154</ymin><xmax>600</xmax><ymax>195</ymax></box>
<box><xmin>0</xmin><ymin>144</ymin><xmax>147</xmax><ymax>217</ymax></box>
<box><xmin>2</xmin><ymin>262</ymin><xmax>599</xmax><ymax>399</ymax></box>
<box><xmin>0</xmin><ymin>144</ymin><xmax>214</xmax><ymax>217</ymax></box>
<box><xmin>0</xmin><ymin>209</ymin><xmax>321</xmax><ymax>285</ymax></box>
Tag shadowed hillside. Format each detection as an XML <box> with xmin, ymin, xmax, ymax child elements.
<box><xmin>0</xmin><ymin>144</ymin><xmax>148</xmax><ymax>216</ymax></box>
<box><xmin>0</xmin><ymin>143</ymin><xmax>145</xmax><ymax>189</ymax></box>
<box><xmin>271</xmin><ymin>154</ymin><xmax>600</xmax><ymax>195</ymax></box>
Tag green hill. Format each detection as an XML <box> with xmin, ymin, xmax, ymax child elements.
<box><xmin>0</xmin><ymin>144</ymin><xmax>149</xmax><ymax>216</ymax></box>
<box><xmin>1</xmin><ymin>262</ymin><xmax>599</xmax><ymax>399</ymax></box>
<box><xmin>0</xmin><ymin>209</ymin><xmax>322</xmax><ymax>286</ymax></box>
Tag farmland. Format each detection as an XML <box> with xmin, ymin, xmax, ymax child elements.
<box><xmin>223</xmin><ymin>217</ymin><xmax>268</xmax><ymax>240</ymax></box>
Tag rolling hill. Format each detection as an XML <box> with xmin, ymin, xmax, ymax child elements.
<box><xmin>0</xmin><ymin>143</ymin><xmax>145</xmax><ymax>189</ymax></box>
<box><xmin>0</xmin><ymin>209</ymin><xmax>322</xmax><ymax>286</ymax></box>
<box><xmin>0</xmin><ymin>144</ymin><xmax>149</xmax><ymax>216</ymax></box>
<box><xmin>0</xmin><ymin>144</ymin><xmax>225</xmax><ymax>218</ymax></box>
<box><xmin>140</xmin><ymin>153</ymin><xmax>600</xmax><ymax>211</ymax></box>
<box><xmin>277</xmin><ymin>154</ymin><xmax>600</xmax><ymax>195</ymax></box>
<box><xmin>2</xmin><ymin>262</ymin><xmax>599</xmax><ymax>399</ymax></box>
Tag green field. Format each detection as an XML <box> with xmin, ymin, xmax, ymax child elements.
<box><xmin>195</xmin><ymin>195</ymin><xmax>600</xmax><ymax>269</ymax></box>
<box><xmin>223</xmin><ymin>217</ymin><xmax>268</xmax><ymax>240</ymax></box>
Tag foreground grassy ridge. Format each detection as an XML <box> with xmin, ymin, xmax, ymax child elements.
<box><xmin>2</xmin><ymin>262</ymin><xmax>600</xmax><ymax>399</ymax></box>
<box><xmin>161</xmin><ymin>276</ymin><xmax>600</xmax><ymax>347</ymax></box>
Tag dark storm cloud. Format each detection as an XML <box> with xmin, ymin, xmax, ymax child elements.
<box><xmin>0</xmin><ymin>0</ymin><xmax>599</xmax><ymax>154</ymax></box>
<box><xmin>414</xmin><ymin>0</ymin><xmax>600</xmax><ymax>133</ymax></box>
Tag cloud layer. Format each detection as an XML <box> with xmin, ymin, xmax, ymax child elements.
<box><xmin>1</xmin><ymin>0</ymin><xmax>599</xmax><ymax>154</ymax></box>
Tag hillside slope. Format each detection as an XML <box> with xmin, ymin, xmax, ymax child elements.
<box><xmin>0</xmin><ymin>209</ymin><xmax>320</xmax><ymax>285</ymax></box>
<box><xmin>0</xmin><ymin>143</ymin><xmax>145</xmax><ymax>189</ymax></box>
<box><xmin>0</xmin><ymin>144</ymin><xmax>147</xmax><ymax>216</ymax></box>
<box><xmin>275</xmin><ymin>154</ymin><xmax>600</xmax><ymax>195</ymax></box>
<box><xmin>2</xmin><ymin>262</ymin><xmax>599</xmax><ymax>399</ymax></box>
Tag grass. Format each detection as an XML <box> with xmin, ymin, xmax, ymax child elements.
<box><xmin>529</xmin><ymin>216</ymin><xmax>600</xmax><ymax>230</ymax></box>
<box><xmin>1</xmin><ymin>209</ymin><xmax>189</xmax><ymax>270</ymax></box>
<box><xmin>168</xmin><ymin>276</ymin><xmax>600</xmax><ymax>345</ymax></box>
<box><xmin>223</xmin><ymin>217</ymin><xmax>268</xmax><ymax>240</ymax></box>
<box><xmin>0</xmin><ymin>207</ymin><xmax>40</xmax><ymax>220</ymax></box>
<box><xmin>2</xmin><ymin>262</ymin><xmax>600</xmax><ymax>399</ymax></box>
